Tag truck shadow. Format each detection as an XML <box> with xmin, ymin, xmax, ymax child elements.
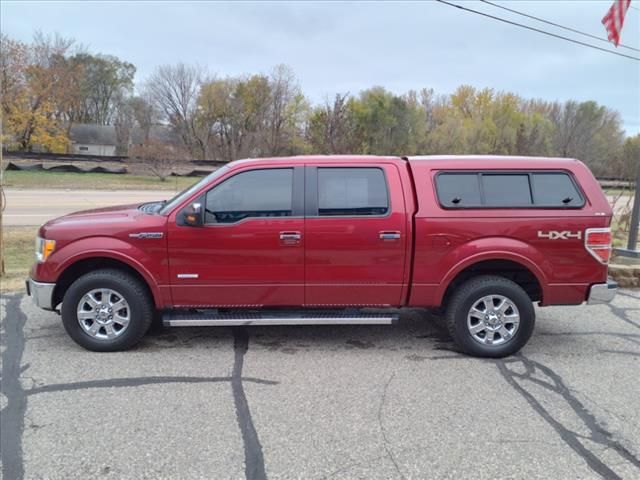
<box><xmin>142</xmin><ymin>308</ymin><xmax>459</xmax><ymax>354</ymax></box>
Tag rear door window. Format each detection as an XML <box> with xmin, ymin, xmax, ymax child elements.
<box><xmin>317</xmin><ymin>168</ymin><xmax>389</xmax><ymax>216</ymax></box>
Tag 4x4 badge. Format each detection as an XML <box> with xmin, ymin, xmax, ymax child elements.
<box><xmin>537</xmin><ymin>230</ymin><xmax>582</xmax><ymax>240</ymax></box>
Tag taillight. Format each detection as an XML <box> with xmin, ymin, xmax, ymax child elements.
<box><xmin>585</xmin><ymin>227</ymin><xmax>612</xmax><ymax>264</ymax></box>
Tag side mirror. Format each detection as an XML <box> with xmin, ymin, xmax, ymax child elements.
<box><xmin>180</xmin><ymin>202</ymin><xmax>203</xmax><ymax>227</ymax></box>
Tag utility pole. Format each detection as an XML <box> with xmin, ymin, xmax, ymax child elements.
<box><xmin>0</xmin><ymin>146</ymin><xmax>4</xmax><ymax>276</ymax></box>
<box><xmin>615</xmin><ymin>156</ymin><xmax>640</xmax><ymax>258</ymax></box>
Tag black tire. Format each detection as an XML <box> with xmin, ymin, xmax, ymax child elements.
<box><xmin>445</xmin><ymin>275</ymin><xmax>535</xmax><ymax>358</ymax></box>
<box><xmin>61</xmin><ymin>269</ymin><xmax>154</xmax><ymax>352</ymax></box>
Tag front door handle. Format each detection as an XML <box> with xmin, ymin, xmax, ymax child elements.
<box><xmin>379</xmin><ymin>231</ymin><xmax>401</xmax><ymax>241</ymax></box>
<box><xmin>280</xmin><ymin>231</ymin><xmax>302</xmax><ymax>245</ymax></box>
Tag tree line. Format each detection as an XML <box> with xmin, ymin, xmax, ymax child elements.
<box><xmin>1</xmin><ymin>32</ymin><xmax>638</xmax><ymax>179</ymax></box>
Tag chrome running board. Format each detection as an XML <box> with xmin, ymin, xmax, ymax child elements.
<box><xmin>162</xmin><ymin>309</ymin><xmax>399</xmax><ymax>327</ymax></box>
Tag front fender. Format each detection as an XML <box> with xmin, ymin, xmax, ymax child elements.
<box><xmin>33</xmin><ymin>236</ymin><xmax>166</xmax><ymax>307</ymax></box>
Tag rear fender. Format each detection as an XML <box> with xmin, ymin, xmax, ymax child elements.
<box><xmin>435</xmin><ymin>237</ymin><xmax>549</xmax><ymax>304</ymax></box>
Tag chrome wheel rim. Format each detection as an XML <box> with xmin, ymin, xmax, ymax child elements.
<box><xmin>77</xmin><ymin>288</ymin><xmax>131</xmax><ymax>340</ymax></box>
<box><xmin>467</xmin><ymin>294</ymin><xmax>520</xmax><ymax>346</ymax></box>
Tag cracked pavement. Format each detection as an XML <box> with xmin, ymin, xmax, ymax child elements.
<box><xmin>1</xmin><ymin>291</ymin><xmax>639</xmax><ymax>479</ymax></box>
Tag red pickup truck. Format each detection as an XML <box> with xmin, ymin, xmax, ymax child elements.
<box><xmin>27</xmin><ymin>155</ymin><xmax>617</xmax><ymax>357</ymax></box>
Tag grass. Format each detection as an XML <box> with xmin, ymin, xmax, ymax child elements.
<box><xmin>0</xmin><ymin>170</ymin><xmax>201</xmax><ymax>292</ymax></box>
<box><xmin>602</xmin><ymin>188</ymin><xmax>633</xmax><ymax>196</ymax></box>
<box><xmin>1</xmin><ymin>226</ymin><xmax>38</xmax><ymax>293</ymax></box>
<box><xmin>3</xmin><ymin>170</ymin><xmax>200</xmax><ymax>191</ymax></box>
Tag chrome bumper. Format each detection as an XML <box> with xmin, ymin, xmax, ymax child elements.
<box><xmin>26</xmin><ymin>277</ymin><xmax>56</xmax><ymax>310</ymax></box>
<box><xmin>587</xmin><ymin>279</ymin><xmax>618</xmax><ymax>305</ymax></box>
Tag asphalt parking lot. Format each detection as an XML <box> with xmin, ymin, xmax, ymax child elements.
<box><xmin>1</xmin><ymin>291</ymin><xmax>639</xmax><ymax>479</ymax></box>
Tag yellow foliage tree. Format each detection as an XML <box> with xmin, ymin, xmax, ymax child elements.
<box><xmin>0</xmin><ymin>33</ymin><xmax>72</xmax><ymax>152</ymax></box>
<box><xmin>5</xmin><ymin>95</ymin><xmax>69</xmax><ymax>153</ymax></box>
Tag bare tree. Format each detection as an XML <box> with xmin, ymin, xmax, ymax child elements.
<box><xmin>145</xmin><ymin>64</ymin><xmax>208</xmax><ymax>158</ymax></box>
<box><xmin>129</xmin><ymin>140</ymin><xmax>185</xmax><ymax>181</ymax></box>
<box><xmin>266</xmin><ymin>64</ymin><xmax>304</xmax><ymax>156</ymax></box>
<box><xmin>114</xmin><ymin>94</ymin><xmax>134</xmax><ymax>155</ymax></box>
<box><xmin>129</xmin><ymin>92</ymin><xmax>159</xmax><ymax>143</ymax></box>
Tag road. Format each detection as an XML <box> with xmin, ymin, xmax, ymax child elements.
<box><xmin>3</xmin><ymin>189</ymin><xmax>172</xmax><ymax>226</ymax></box>
<box><xmin>3</xmin><ymin>188</ymin><xmax>636</xmax><ymax>227</ymax></box>
<box><xmin>1</xmin><ymin>292</ymin><xmax>639</xmax><ymax>479</ymax></box>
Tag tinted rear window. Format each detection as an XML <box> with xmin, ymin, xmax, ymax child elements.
<box><xmin>435</xmin><ymin>171</ymin><xmax>584</xmax><ymax>209</ymax></box>
<box><xmin>435</xmin><ymin>173</ymin><xmax>481</xmax><ymax>207</ymax></box>
<box><xmin>531</xmin><ymin>173</ymin><xmax>584</xmax><ymax>207</ymax></box>
<box><xmin>482</xmin><ymin>174</ymin><xmax>532</xmax><ymax>206</ymax></box>
<box><xmin>317</xmin><ymin>168</ymin><xmax>389</xmax><ymax>216</ymax></box>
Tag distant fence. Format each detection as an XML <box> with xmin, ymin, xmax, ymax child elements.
<box><xmin>599</xmin><ymin>179</ymin><xmax>635</xmax><ymax>189</ymax></box>
<box><xmin>3</xmin><ymin>150</ymin><xmax>128</xmax><ymax>163</ymax></box>
<box><xmin>4</xmin><ymin>162</ymin><xmax>128</xmax><ymax>174</ymax></box>
<box><xmin>2</xmin><ymin>150</ymin><xmax>228</xmax><ymax>168</ymax></box>
<box><xmin>3</xmin><ymin>162</ymin><xmax>219</xmax><ymax>177</ymax></box>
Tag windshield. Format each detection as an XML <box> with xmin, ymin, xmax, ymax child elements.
<box><xmin>159</xmin><ymin>165</ymin><xmax>231</xmax><ymax>215</ymax></box>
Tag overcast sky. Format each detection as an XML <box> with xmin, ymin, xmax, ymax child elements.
<box><xmin>3</xmin><ymin>0</ymin><xmax>639</xmax><ymax>134</ymax></box>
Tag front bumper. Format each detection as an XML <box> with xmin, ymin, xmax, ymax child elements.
<box><xmin>587</xmin><ymin>279</ymin><xmax>618</xmax><ymax>305</ymax></box>
<box><xmin>26</xmin><ymin>277</ymin><xmax>56</xmax><ymax>310</ymax></box>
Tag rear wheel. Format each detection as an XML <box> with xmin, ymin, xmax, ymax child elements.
<box><xmin>446</xmin><ymin>275</ymin><xmax>535</xmax><ymax>357</ymax></box>
<box><xmin>61</xmin><ymin>269</ymin><xmax>154</xmax><ymax>351</ymax></box>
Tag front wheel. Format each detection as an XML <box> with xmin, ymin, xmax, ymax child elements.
<box><xmin>446</xmin><ymin>275</ymin><xmax>535</xmax><ymax>358</ymax></box>
<box><xmin>61</xmin><ymin>269</ymin><xmax>154</xmax><ymax>352</ymax></box>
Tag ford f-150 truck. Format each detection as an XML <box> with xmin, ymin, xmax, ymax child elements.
<box><xmin>27</xmin><ymin>155</ymin><xmax>617</xmax><ymax>357</ymax></box>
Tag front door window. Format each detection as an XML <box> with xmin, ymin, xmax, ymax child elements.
<box><xmin>205</xmin><ymin>168</ymin><xmax>293</xmax><ymax>223</ymax></box>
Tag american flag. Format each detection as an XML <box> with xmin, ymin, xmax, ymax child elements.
<box><xmin>602</xmin><ymin>0</ymin><xmax>632</xmax><ymax>46</ymax></box>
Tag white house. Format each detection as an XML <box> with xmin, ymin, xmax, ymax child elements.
<box><xmin>68</xmin><ymin>124</ymin><xmax>180</xmax><ymax>156</ymax></box>
<box><xmin>69</xmin><ymin>124</ymin><xmax>118</xmax><ymax>156</ymax></box>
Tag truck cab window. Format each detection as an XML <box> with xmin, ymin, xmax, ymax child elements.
<box><xmin>205</xmin><ymin>168</ymin><xmax>293</xmax><ymax>223</ymax></box>
<box><xmin>317</xmin><ymin>167</ymin><xmax>389</xmax><ymax>216</ymax></box>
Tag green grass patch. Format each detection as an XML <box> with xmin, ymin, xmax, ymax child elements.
<box><xmin>3</xmin><ymin>170</ymin><xmax>200</xmax><ymax>191</ymax></box>
<box><xmin>1</xmin><ymin>226</ymin><xmax>38</xmax><ymax>293</ymax></box>
<box><xmin>602</xmin><ymin>188</ymin><xmax>633</xmax><ymax>197</ymax></box>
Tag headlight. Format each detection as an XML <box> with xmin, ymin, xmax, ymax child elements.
<box><xmin>35</xmin><ymin>236</ymin><xmax>56</xmax><ymax>263</ymax></box>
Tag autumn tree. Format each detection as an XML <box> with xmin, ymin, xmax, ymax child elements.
<box><xmin>65</xmin><ymin>53</ymin><xmax>135</xmax><ymax>125</ymax></box>
<box><xmin>1</xmin><ymin>32</ymin><xmax>76</xmax><ymax>152</ymax></box>
<box><xmin>197</xmin><ymin>75</ymin><xmax>271</xmax><ymax>161</ymax></box>
<box><xmin>192</xmin><ymin>68</ymin><xmax>308</xmax><ymax>161</ymax></box>
<box><xmin>611</xmin><ymin>134</ymin><xmax>640</xmax><ymax>181</ymax></box>
<box><xmin>346</xmin><ymin>87</ymin><xmax>425</xmax><ymax>155</ymax></box>
<box><xmin>308</xmin><ymin>93</ymin><xmax>357</xmax><ymax>154</ymax></box>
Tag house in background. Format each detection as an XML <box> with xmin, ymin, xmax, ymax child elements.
<box><xmin>68</xmin><ymin>124</ymin><xmax>180</xmax><ymax>157</ymax></box>
<box><xmin>69</xmin><ymin>124</ymin><xmax>118</xmax><ymax>156</ymax></box>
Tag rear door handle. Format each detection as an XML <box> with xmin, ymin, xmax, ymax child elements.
<box><xmin>280</xmin><ymin>231</ymin><xmax>302</xmax><ymax>245</ymax></box>
<box><xmin>379</xmin><ymin>231</ymin><xmax>401</xmax><ymax>241</ymax></box>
